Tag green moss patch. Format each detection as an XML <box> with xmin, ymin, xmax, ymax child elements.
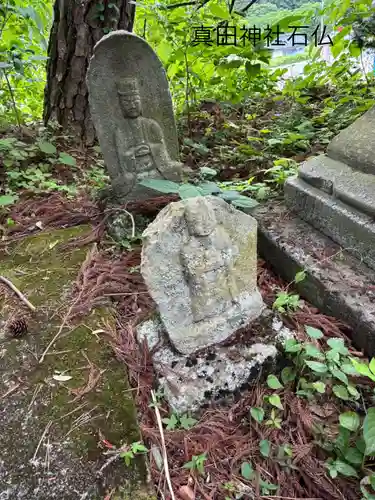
<box><xmin>0</xmin><ymin>226</ymin><xmax>152</xmax><ymax>499</ymax></box>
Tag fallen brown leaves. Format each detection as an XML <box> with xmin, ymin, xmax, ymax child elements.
<box><xmin>4</xmin><ymin>192</ymin><xmax>363</xmax><ymax>499</ymax></box>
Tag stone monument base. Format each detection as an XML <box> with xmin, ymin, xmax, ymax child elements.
<box><xmin>253</xmin><ymin>202</ymin><xmax>375</xmax><ymax>357</ymax></box>
<box><xmin>137</xmin><ymin>310</ymin><xmax>293</xmax><ymax>413</ymax></box>
<box><xmin>285</xmin><ymin>155</ymin><xmax>375</xmax><ymax>270</ymax></box>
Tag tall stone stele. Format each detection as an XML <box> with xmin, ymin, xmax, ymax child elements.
<box><xmin>141</xmin><ymin>196</ymin><xmax>265</xmax><ymax>355</ymax></box>
<box><xmin>285</xmin><ymin>106</ymin><xmax>375</xmax><ymax>271</ymax></box>
<box><xmin>87</xmin><ymin>31</ymin><xmax>182</xmax><ymax>202</ymax></box>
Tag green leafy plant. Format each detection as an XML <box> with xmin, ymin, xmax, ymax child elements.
<box><xmin>138</xmin><ymin>178</ymin><xmax>259</xmax><ymax>211</ymax></box>
<box><xmin>183</xmin><ymin>453</ymin><xmax>207</xmax><ymax>475</ymax></box>
<box><xmin>0</xmin><ymin>136</ymin><xmax>77</xmax><ymax>196</ymax></box>
<box><xmin>273</xmin><ymin>291</ymin><xmax>301</xmax><ymax>314</ymax></box>
<box><xmin>283</xmin><ymin>325</ymin><xmax>360</xmax><ymax>401</ymax></box>
<box><xmin>272</xmin><ymin>270</ymin><xmax>307</xmax><ymax>313</ymax></box>
<box><xmin>239</xmin><ymin>460</ymin><xmax>279</xmax><ymax>495</ymax></box>
<box><xmin>0</xmin><ymin>0</ymin><xmax>52</xmax><ymax>125</ymax></box>
<box><xmin>162</xmin><ymin>412</ymin><xmax>198</xmax><ymax>430</ymax></box>
<box><xmin>120</xmin><ymin>441</ymin><xmax>148</xmax><ymax>466</ymax></box>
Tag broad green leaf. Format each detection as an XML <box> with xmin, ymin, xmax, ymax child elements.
<box><xmin>281</xmin><ymin>367</ymin><xmax>296</xmax><ymax>384</ymax></box>
<box><xmin>304</xmin><ymin>361</ymin><xmax>328</xmax><ymax>374</ymax></box>
<box><xmin>199</xmin><ymin>167</ymin><xmax>217</xmax><ymax>179</ymax></box>
<box><xmin>294</xmin><ymin>270</ymin><xmax>306</xmax><ymax>283</ymax></box>
<box><xmin>339</xmin><ymin>412</ymin><xmax>360</xmax><ymax>432</ymax></box>
<box><xmin>347</xmin><ymin>385</ymin><xmax>360</xmax><ymax>400</ymax></box>
<box><xmin>58</xmin><ymin>152</ymin><xmax>76</xmax><ymax>166</ymax></box>
<box><xmin>356</xmin><ymin>437</ymin><xmax>366</xmax><ymax>454</ymax></box>
<box><xmin>349</xmin><ymin>42</ymin><xmax>361</xmax><ymax>58</ymax></box>
<box><xmin>178</xmin><ymin>184</ymin><xmax>203</xmax><ymax>199</ymax></box>
<box><xmin>333</xmin><ymin>459</ymin><xmax>358</xmax><ymax>478</ymax></box>
<box><xmin>326</xmin><ymin>349</ymin><xmax>340</xmax><ymax>364</ymax></box>
<box><xmin>218</xmin><ymin>190</ymin><xmax>240</xmax><ymax>201</ymax></box>
<box><xmin>304</xmin><ymin>344</ymin><xmax>324</xmax><ymax>360</ymax></box>
<box><xmin>341</xmin><ymin>363</ymin><xmax>358</xmax><ymax>376</ymax></box>
<box><xmin>305</xmin><ymin>326</ymin><xmax>323</xmax><ymax>339</ymax></box>
<box><xmin>162</xmin><ymin>413</ymin><xmax>178</xmax><ymax>430</ymax></box>
<box><xmin>180</xmin><ymin>415</ymin><xmax>197</xmax><ymax>430</ymax></box>
<box><xmin>259</xmin><ymin>439</ymin><xmax>270</xmax><ymax>457</ymax></box>
<box><xmin>327</xmin><ymin>338</ymin><xmax>348</xmax><ymax>355</ymax></box>
<box><xmin>138</xmin><ymin>179</ymin><xmax>180</xmax><ymax>194</ymax></box>
<box><xmin>259</xmin><ymin>479</ymin><xmax>278</xmax><ymax>491</ymax></box>
<box><xmin>370</xmin><ymin>358</ymin><xmax>375</xmax><ymax>376</ymax></box>
<box><xmin>333</xmin><ymin>385</ymin><xmax>350</xmax><ymax>401</ymax></box>
<box><xmin>0</xmin><ymin>194</ymin><xmax>18</xmax><ymax>206</ymax></box>
<box><xmin>241</xmin><ymin>461</ymin><xmax>254</xmax><ymax>480</ymax></box>
<box><xmin>38</xmin><ymin>141</ymin><xmax>56</xmax><ymax>154</ymax></box>
<box><xmin>344</xmin><ymin>447</ymin><xmax>363</xmax><ymax>465</ymax></box>
<box><xmin>231</xmin><ymin>196</ymin><xmax>259</xmax><ymax>209</ymax></box>
<box><xmin>250</xmin><ymin>407</ymin><xmax>264</xmax><ymax>423</ymax></box>
<box><xmin>197</xmin><ymin>182</ymin><xmax>221</xmax><ymax>195</ymax></box>
<box><xmin>284</xmin><ymin>339</ymin><xmax>302</xmax><ymax>353</ymax></box>
<box><xmin>209</xmin><ymin>3</ymin><xmax>230</xmax><ymax>19</ymax></box>
<box><xmin>330</xmin><ymin>368</ymin><xmax>348</xmax><ymax>385</ymax></box>
<box><xmin>351</xmin><ymin>358</ymin><xmax>375</xmax><ymax>381</ymax></box>
<box><xmin>267</xmin><ymin>375</ymin><xmax>283</xmax><ymax>390</ymax></box>
<box><xmin>157</xmin><ymin>40</ymin><xmax>173</xmax><ymax>62</ymax></box>
<box><xmin>268</xmin><ymin>394</ymin><xmax>283</xmax><ymax>410</ymax></box>
<box><xmin>364</xmin><ymin>408</ymin><xmax>375</xmax><ymax>456</ymax></box>
<box><xmin>131</xmin><ymin>441</ymin><xmax>148</xmax><ymax>453</ymax></box>
<box><xmin>312</xmin><ymin>381</ymin><xmax>326</xmax><ymax>393</ymax></box>
<box><xmin>245</xmin><ymin>62</ymin><xmax>261</xmax><ymax>77</ymax></box>
<box><xmin>335</xmin><ymin>427</ymin><xmax>351</xmax><ymax>453</ymax></box>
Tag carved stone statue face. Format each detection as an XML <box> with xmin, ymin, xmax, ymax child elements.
<box><xmin>119</xmin><ymin>93</ymin><xmax>141</xmax><ymax>118</ymax></box>
<box><xmin>117</xmin><ymin>78</ymin><xmax>142</xmax><ymax>118</ymax></box>
<box><xmin>185</xmin><ymin>199</ymin><xmax>215</xmax><ymax>236</ymax></box>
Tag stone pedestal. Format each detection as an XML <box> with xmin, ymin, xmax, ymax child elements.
<box><xmin>136</xmin><ymin>196</ymin><xmax>282</xmax><ymax>411</ymax></box>
<box><xmin>285</xmin><ymin>106</ymin><xmax>375</xmax><ymax>271</ymax></box>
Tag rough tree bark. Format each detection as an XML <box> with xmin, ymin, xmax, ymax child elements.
<box><xmin>43</xmin><ymin>0</ymin><xmax>135</xmax><ymax>146</ymax></box>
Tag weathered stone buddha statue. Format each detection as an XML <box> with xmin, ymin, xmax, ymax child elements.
<box><xmin>114</xmin><ymin>78</ymin><xmax>182</xmax><ymax>193</ymax></box>
<box><xmin>141</xmin><ymin>196</ymin><xmax>265</xmax><ymax>355</ymax></box>
<box><xmin>180</xmin><ymin>198</ymin><xmax>239</xmax><ymax>322</ymax></box>
<box><xmin>87</xmin><ymin>30</ymin><xmax>183</xmax><ymax>201</ymax></box>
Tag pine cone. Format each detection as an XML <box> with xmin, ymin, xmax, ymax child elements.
<box><xmin>7</xmin><ymin>317</ymin><xmax>28</xmax><ymax>338</ymax></box>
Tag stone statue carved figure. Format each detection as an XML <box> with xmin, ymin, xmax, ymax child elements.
<box><xmin>113</xmin><ymin>78</ymin><xmax>182</xmax><ymax>195</ymax></box>
<box><xmin>180</xmin><ymin>198</ymin><xmax>239</xmax><ymax>323</ymax></box>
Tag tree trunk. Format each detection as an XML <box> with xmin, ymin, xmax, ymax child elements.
<box><xmin>43</xmin><ymin>0</ymin><xmax>135</xmax><ymax>146</ymax></box>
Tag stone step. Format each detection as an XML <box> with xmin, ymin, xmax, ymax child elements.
<box><xmin>284</xmin><ymin>167</ymin><xmax>375</xmax><ymax>271</ymax></box>
<box><xmin>253</xmin><ymin>202</ymin><xmax>375</xmax><ymax>357</ymax></box>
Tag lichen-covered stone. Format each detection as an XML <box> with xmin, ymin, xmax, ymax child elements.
<box><xmin>87</xmin><ymin>31</ymin><xmax>182</xmax><ymax>202</ymax></box>
<box><xmin>137</xmin><ymin>312</ymin><xmax>293</xmax><ymax>413</ymax></box>
<box><xmin>285</xmin><ymin>106</ymin><xmax>375</xmax><ymax>271</ymax></box>
<box><xmin>328</xmin><ymin>105</ymin><xmax>375</xmax><ymax>175</ymax></box>
<box><xmin>141</xmin><ymin>196</ymin><xmax>265</xmax><ymax>355</ymax></box>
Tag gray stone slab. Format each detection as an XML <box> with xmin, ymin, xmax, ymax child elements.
<box><xmin>284</xmin><ymin>175</ymin><xmax>375</xmax><ymax>270</ymax></box>
<box><xmin>327</xmin><ymin>105</ymin><xmax>375</xmax><ymax>175</ymax></box>
<box><xmin>87</xmin><ymin>31</ymin><xmax>182</xmax><ymax>202</ymax></box>
<box><xmin>299</xmin><ymin>155</ymin><xmax>375</xmax><ymax>217</ymax></box>
<box><xmin>141</xmin><ymin>196</ymin><xmax>265</xmax><ymax>355</ymax></box>
<box><xmin>253</xmin><ymin>202</ymin><xmax>375</xmax><ymax>357</ymax></box>
<box><xmin>137</xmin><ymin>311</ymin><xmax>293</xmax><ymax>413</ymax></box>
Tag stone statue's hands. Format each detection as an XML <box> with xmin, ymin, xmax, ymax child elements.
<box><xmin>123</xmin><ymin>148</ymin><xmax>136</xmax><ymax>159</ymax></box>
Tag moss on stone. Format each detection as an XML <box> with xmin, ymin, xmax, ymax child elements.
<box><xmin>0</xmin><ymin>226</ymin><xmax>151</xmax><ymax>499</ymax></box>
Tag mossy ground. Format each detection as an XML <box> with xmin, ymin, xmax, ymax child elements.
<box><xmin>0</xmin><ymin>226</ymin><xmax>153</xmax><ymax>499</ymax></box>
